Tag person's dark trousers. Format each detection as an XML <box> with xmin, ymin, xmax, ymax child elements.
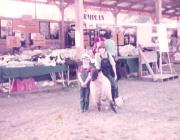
<box><xmin>106</xmin><ymin>74</ymin><xmax>119</xmax><ymax>102</ymax></box>
<box><xmin>80</xmin><ymin>87</ymin><xmax>90</xmax><ymax>111</ymax></box>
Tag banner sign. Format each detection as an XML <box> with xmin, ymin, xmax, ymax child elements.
<box><xmin>84</xmin><ymin>14</ymin><xmax>104</xmax><ymax>21</ymax></box>
<box><xmin>137</xmin><ymin>24</ymin><xmax>152</xmax><ymax>47</ymax></box>
<box><xmin>6</xmin><ymin>36</ymin><xmax>20</xmax><ymax>48</ymax></box>
<box><xmin>33</xmin><ymin>34</ymin><xmax>46</xmax><ymax>47</ymax></box>
<box><xmin>157</xmin><ymin>25</ymin><xmax>169</xmax><ymax>52</ymax></box>
<box><xmin>13</xmin><ymin>19</ymin><xmax>39</xmax><ymax>33</ymax></box>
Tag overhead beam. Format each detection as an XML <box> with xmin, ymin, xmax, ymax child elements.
<box><xmin>11</xmin><ymin>0</ymin><xmax>180</xmax><ymax>19</ymax></box>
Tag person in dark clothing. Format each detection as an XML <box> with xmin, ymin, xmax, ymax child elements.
<box><xmin>20</xmin><ymin>33</ymin><xmax>26</xmax><ymax>48</ymax></box>
<box><xmin>94</xmin><ymin>44</ymin><xmax>119</xmax><ymax>104</ymax></box>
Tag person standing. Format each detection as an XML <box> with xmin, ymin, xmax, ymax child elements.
<box><xmin>104</xmin><ymin>31</ymin><xmax>117</xmax><ymax>58</ymax></box>
<box><xmin>170</xmin><ymin>34</ymin><xmax>177</xmax><ymax>52</ymax></box>
<box><xmin>77</xmin><ymin>54</ymin><xmax>92</xmax><ymax>112</ymax></box>
<box><xmin>94</xmin><ymin>44</ymin><xmax>118</xmax><ymax>104</ymax></box>
<box><xmin>20</xmin><ymin>33</ymin><xmax>26</xmax><ymax>48</ymax></box>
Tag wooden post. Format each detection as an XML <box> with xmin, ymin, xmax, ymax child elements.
<box><xmin>74</xmin><ymin>0</ymin><xmax>85</xmax><ymax>53</ymax></box>
<box><xmin>177</xmin><ymin>18</ymin><xmax>180</xmax><ymax>52</ymax></box>
<box><xmin>155</xmin><ymin>0</ymin><xmax>163</xmax><ymax>76</ymax></box>
<box><xmin>155</xmin><ymin>0</ymin><xmax>162</xmax><ymax>24</ymax></box>
<box><xmin>138</xmin><ymin>45</ymin><xmax>156</xmax><ymax>80</ymax></box>
<box><xmin>59</xmin><ymin>0</ymin><xmax>65</xmax><ymax>49</ymax></box>
<box><xmin>113</xmin><ymin>12</ymin><xmax>118</xmax><ymax>26</ymax></box>
<box><xmin>34</xmin><ymin>0</ymin><xmax>37</xmax><ymax>19</ymax></box>
<box><xmin>113</xmin><ymin>12</ymin><xmax>118</xmax><ymax>56</ymax></box>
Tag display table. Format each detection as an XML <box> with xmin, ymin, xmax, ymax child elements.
<box><xmin>0</xmin><ymin>64</ymin><xmax>68</xmax><ymax>93</ymax></box>
<box><xmin>0</xmin><ymin>65</ymin><xmax>67</xmax><ymax>79</ymax></box>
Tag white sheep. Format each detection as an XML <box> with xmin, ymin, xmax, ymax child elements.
<box><xmin>90</xmin><ymin>69</ymin><xmax>117</xmax><ymax>113</ymax></box>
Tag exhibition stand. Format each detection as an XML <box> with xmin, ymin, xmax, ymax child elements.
<box><xmin>137</xmin><ymin>24</ymin><xmax>179</xmax><ymax>82</ymax></box>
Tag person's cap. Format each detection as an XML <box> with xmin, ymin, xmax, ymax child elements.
<box><xmin>95</xmin><ymin>37</ymin><xmax>105</xmax><ymax>42</ymax></box>
<box><xmin>81</xmin><ymin>53</ymin><xmax>91</xmax><ymax>60</ymax></box>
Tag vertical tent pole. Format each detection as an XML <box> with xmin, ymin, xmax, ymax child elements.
<box><xmin>75</xmin><ymin>0</ymin><xmax>85</xmax><ymax>54</ymax></box>
<box><xmin>35</xmin><ymin>0</ymin><xmax>37</xmax><ymax>19</ymax></box>
<box><xmin>155</xmin><ymin>0</ymin><xmax>162</xmax><ymax>76</ymax></box>
<box><xmin>59</xmin><ymin>0</ymin><xmax>65</xmax><ymax>48</ymax></box>
<box><xmin>167</xmin><ymin>52</ymin><xmax>173</xmax><ymax>74</ymax></box>
<box><xmin>113</xmin><ymin>10</ymin><xmax>119</xmax><ymax>56</ymax></box>
<box><xmin>159</xmin><ymin>51</ymin><xmax>163</xmax><ymax>76</ymax></box>
<box><xmin>155</xmin><ymin>0</ymin><xmax>162</xmax><ymax>24</ymax></box>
